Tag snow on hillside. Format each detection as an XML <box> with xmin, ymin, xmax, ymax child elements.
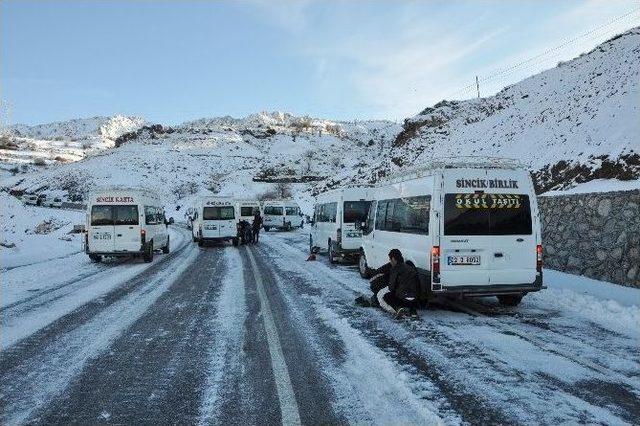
<box><xmin>1</xmin><ymin>113</ymin><xmax>400</xmax><ymax>214</ymax></box>
<box><xmin>1</xmin><ymin>28</ymin><xmax>638</xmax><ymax>209</ymax></box>
<box><xmin>341</xmin><ymin>27</ymin><xmax>639</xmax><ymax>193</ymax></box>
<box><xmin>0</xmin><ymin>192</ymin><xmax>84</xmax><ymax>269</ymax></box>
<box><xmin>0</xmin><ymin>115</ymin><xmax>145</xmax><ymax>167</ymax></box>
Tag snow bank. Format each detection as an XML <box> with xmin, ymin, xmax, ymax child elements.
<box><xmin>528</xmin><ymin>269</ymin><xmax>640</xmax><ymax>338</ymax></box>
<box><xmin>0</xmin><ymin>193</ymin><xmax>84</xmax><ymax>269</ymax></box>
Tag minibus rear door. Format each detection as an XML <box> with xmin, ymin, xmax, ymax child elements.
<box><xmin>441</xmin><ymin>193</ymin><xmax>491</xmax><ymax>286</ymax></box>
<box><xmin>89</xmin><ymin>205</ymin><xmax>115</xmax><ymax>253</ymax></box>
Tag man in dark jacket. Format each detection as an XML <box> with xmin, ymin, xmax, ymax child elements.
<box><xmin>380</xmin><ymin>249</ymin><xmax>419</xmax><ymax>318</ymax></box>
<box><xmin>356</xmin><ymin>249</ymin><xmax>419</xmax><ymax>318</ymax></box>
<box><xmin>252</xmin><ymin>210</ymin><xmax>263</xmax><ymax>243</ymax></box>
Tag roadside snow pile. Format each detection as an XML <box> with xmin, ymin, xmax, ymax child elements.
<box><xmin>0</xmin><ymin>193</ymin><xmax>84</xmax><ymax>269</ymax></box>
<box><xmin>530</xmin><ymin>269</ymin><xmax>640</xmax><ymax>338</ymax></box>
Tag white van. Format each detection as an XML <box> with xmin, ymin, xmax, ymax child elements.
<box><xmin>22</xmin><ymin>194</ymin><xmax>39</xmax><ymax>206</ymax></box>
<box><xmin>85</xmin><ymin>188</ymin><xmax>172</xmax><ymax>263</ymax></box>
<box><xmin>263</xmin><ymin>200</ymin><xmax>303</xmax><ymax>231</ymax></box>
<box><xmin>193</xmin><ymin>196</ymin><xmax>239</xmax><ymax>246</ymax></box>
<box><xmin>43</xmin><ymin>195</ymin><xmax>63</xmax><ymax>208</ymax></box>
<box><xmin>310</xmin><ymin>187</ymin><xmax>371</xmax><ymax>263</ymax></box>
<box><xmin>358</xmin><ymin>159</ymin><xmax>543</xmax><ymax>306</ymax></box>
<box><xmin>236</xmin><ymin>199</ymin><xmax>261</xmax><ymax>222</ymax></box>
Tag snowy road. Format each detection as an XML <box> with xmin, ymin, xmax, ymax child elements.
<box><xmin>1</xmin><ymin>227</ymin><xmax>638</xmax><ymax>425</ymax></box>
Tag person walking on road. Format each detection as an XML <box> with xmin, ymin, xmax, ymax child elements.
<box><xmin>252</xmin><ymin>209</ymin><xmax>263</xmax><ymax>243</ymax></box>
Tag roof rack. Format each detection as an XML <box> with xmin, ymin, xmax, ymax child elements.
<box><xmin>382</xmin><ymin>156</ymin><xmax>525</xmax><ymax>185</ymax></box>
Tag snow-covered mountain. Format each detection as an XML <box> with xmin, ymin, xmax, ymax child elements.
<box><xmin>0</xmin><ymin>115</ymin><xmax>145</xmax><ymax>167</ymax></box>
<box><xmin>332</xmin><ymin>27</ymin><xmax>639</xmax><ymax>193</ymax></box>
<box><xmin>1</xmin><ymin>27</ymin><xmax>638</xmax><ymax>210</ymax></box>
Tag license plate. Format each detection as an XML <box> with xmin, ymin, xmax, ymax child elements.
<box><xmin>448</xmin><ymin>255</ymin><xmax>480</xmax><ymax>265</ymax></box>
<box><xmin>93</xmin><ymin>232</ymin><xmax>112</xmax><ymax>240</ymax></box>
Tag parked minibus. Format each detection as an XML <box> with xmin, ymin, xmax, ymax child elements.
<box><xmin>358</xmin><ymin>159</ymin><xmax>543</xmax><ymax>306</ymax></box>
<box><xmin>310</xmin><ymin>187</ymin><xmax>372</xmax><ymax>263</ymax></box>
<box><xmin>263</xmin><ymin>200</ymin><xmax>303</xmax><ymax>231</ymax></box>
<box><xmin>236</xmin><ymin>199</ymin><xmax>261</xmax><ymax>222</ymax></box>
<box><xmin>22</xmin><ymin>193</ymin><xmax>38</xmax><ymax>206</ymax></box>
<box><xmin>193</xmin><ymin>196</ymin><xmax>239</xmax><ymax>246</ymax></box>
<box><xmin>43</xmin><ymin>195</ymin><xmax>63</xmax><ymax>208</ymax></box>
<box><xmin>85</xmin><ymin>188</ymin><xmax>172</xmax><ymax>263</ymax></box>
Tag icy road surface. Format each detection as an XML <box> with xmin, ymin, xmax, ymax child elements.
<box><xmin>1</xmin><ymin>227</ymin><xmax>638</xmax><ymax>425</ymax></box>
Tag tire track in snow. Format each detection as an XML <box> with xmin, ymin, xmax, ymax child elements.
<box><xmin>261</xmin><ymin>233</ymin><xmax>635</xmax><ymax>425</ymax></box>
<box><xmin>254</xmin><ymin>241</ymin><xmax>450</xmax><ymax>425</ymax></box>
<box><xmin>31</xmin><ymin>246</ymin><xmax>224</xmax><ymax>424</ymax></box>
<box><xmin>0</xmin><ymin>233</ymin><xmax>199</xmax><ymax>425</ymax></box>
<box><xmin>198</xmin><ymin>246</ymin><xmax>248</xmax><ymax>425</ymax></box>
<box><xmin>0</xmin><ymin>227</ymin><xmax>188</xmax><ymax>349</ymax></box>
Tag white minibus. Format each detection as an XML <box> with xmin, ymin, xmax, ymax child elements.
<box><xmin>236</xmin><ymin>199</ymin><xmax>261</xmax><ymax>222</ymax></box>
<box><xmin>310</xmin><ymin>187</ymin><xmax>371</xmax><ymax>263</ymax></box>
<box><xmin>358</xmin><ymin>159</ymin><xmax>543</xmax><ymax>306</ymax></box>
<box><xmin>194</xmin><ymin>197</ymin><xmax>239</xmax><ymax>246</ymax></box>
<box><xmin>85</xmin><ymin>188</ymin><xmax>172</xmax><ymax>263</ymax></box>
<box><xmin>22</xmin><ymin>193</ymin><xmax>38</xmax><ymax>206</ymax></box>
<box><xmin>43</xmin><ymin>195</ymin><xmax>63</xmax><ymax>208</ymax></box>
<box><xmin>263</xmin><ymin>200</ymin><xmax>303</xmax><ymax>231</ymax></box>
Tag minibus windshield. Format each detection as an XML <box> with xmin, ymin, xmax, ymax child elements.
<box><xmin>444</xmin><ymin>193</ymin><xmax>532</xmax><ymax>235</ymax></box>
<box><xmin>203</xmin><ymin>206</ymin><xmax>235</xmax><ymax>220</ymax></box>
<box><xmin>91</xmin><ymin>205</ymin><xmax>139</xmax><ymax>226</ymax></box>
<box><xmin>264</xmin><ymin>206</ymin><xmax>284</xmax><ymax>215</ymax></box>
<box><xmin>343</xmin><ymin>201</ymin><xmax>371</xmax><ymax>223</ymax></box>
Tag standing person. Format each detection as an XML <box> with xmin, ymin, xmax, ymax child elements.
<box><xmin>252</xmin><ymin>209</ymin><xmax>263</xmax><ymax>243</ymax></box>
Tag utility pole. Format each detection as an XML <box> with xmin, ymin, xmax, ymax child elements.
<box><xmin>476</xmin><ymin>76</ymin><xmax>480</xmax><ymax>98</ymax></box>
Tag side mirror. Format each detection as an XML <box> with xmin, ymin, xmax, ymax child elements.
<box><xmin>169</xmin><ymin>217</ymin><xmax>174</xmax><ymax>224</ymax></box>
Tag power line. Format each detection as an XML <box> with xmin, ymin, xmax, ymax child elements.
<box><xmin>447</xmin><ymin>7</ymin><xmax>640</xmax><ymax>99</ymax></box>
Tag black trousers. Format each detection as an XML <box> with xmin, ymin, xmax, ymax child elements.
<box><xmin>252</xmin><ymin>227</ymin><xmax>260</xmax><ymax>242</ymax></box>
<box><xmin>382</xmin><ymin>292</ymin><xmax>416</xmax><ymax>311</ymax></box>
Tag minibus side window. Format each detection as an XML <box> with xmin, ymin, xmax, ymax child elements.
<box><xmin>91</xmin><ymin>205</ymin><xmax>113</xmax><ymax>226</ymax></box>
<box><xmin>392</xmin><ymin>196</ymin><xmax>430</xmax><ymax>235</ymax></box>
<box><xmin>264</xmin><ymin>206</ymin><xmax>283</xmax><ymax>215</ymax></box>
<box><xmin>114</xmin><ymin>205</ymin><xmax>139</xmax><ymax>226</ymax></box>
<box><xmin>285</xmin><ymin>207</ymin><xmax>297</xmax><ymax>215</ymax></box>
<box><xmin>328</xmin><ymin>202</ymin><xmax>337</xmax><ymax>223</ymax></box>
<box><xmin>363</xmin><ymin>201</ymin><xmax>376</xmax><ymax>235</ymax></box>
<box><xmin>241</xmin><ymin>207</ymin><xmax>254</xmax><ymax>216</ymax></box>
<box><xmin>375</xmin><ymin>200</ymin><xmax>388</xmax><ymax>230</ymax></box>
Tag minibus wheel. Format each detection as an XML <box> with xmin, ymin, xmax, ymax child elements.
<box><xmin>162</xmin><ymin>236</ymin><xmax>170</xmax><ymax>254</ymax></box>
<box><xmin>497</xmin><ymin>294</ymin><xmax>523</xmax><ymax>307</ymax></box>
<box><xmin>358</xmin><ymin>252</ymin><xmax>371</xmax><ymax>278</ymax></box>
<box><xmin>143</xmin><ymin>242</ymin><xmax>154</xmax><ymax>263</ymax></box>
<box><xmin>233</xmin><ymin>237</ymin><xmax>239</xmax><ymax>247</ymax></box>
<box><xmin>89</xmin><ymin>254</ymin><xmax>102</xmax><ymax>263</ymax></box>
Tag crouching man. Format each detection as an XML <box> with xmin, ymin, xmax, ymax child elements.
<box><xmin>356</xmin><ymin>249</ymin><xmax>419</xmax><ymax>319</ymax></box>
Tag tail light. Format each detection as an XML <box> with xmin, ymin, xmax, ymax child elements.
<box><xmin>431</xmin><ymin>246</ymin><xmax>440</xmax><ymax>283</ymax></box>
<box><xmin>140</xmin><ymin>229</ymin><xmax>146</xmax><ymax>244</ymax></box>
<box><xmin>536</xmin><ymin>244</ymin><xmax>543</xmax><ymax>272</ymax></box>
<box><xmin>336</xmin><ymin>228</ymin><xmax>342</xmax><ymax>244</ymax></box>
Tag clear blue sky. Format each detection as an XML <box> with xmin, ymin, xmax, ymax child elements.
<box><xmin>2</xmin><ymin>0</ymin><xmax>638</xmax><ymax>125</ymax></box>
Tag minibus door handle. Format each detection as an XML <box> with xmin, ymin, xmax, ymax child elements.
<box><xmin>494</xmin><ymin>252</ymin><xmax>503</xmax><ymax>258</ymax></box>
